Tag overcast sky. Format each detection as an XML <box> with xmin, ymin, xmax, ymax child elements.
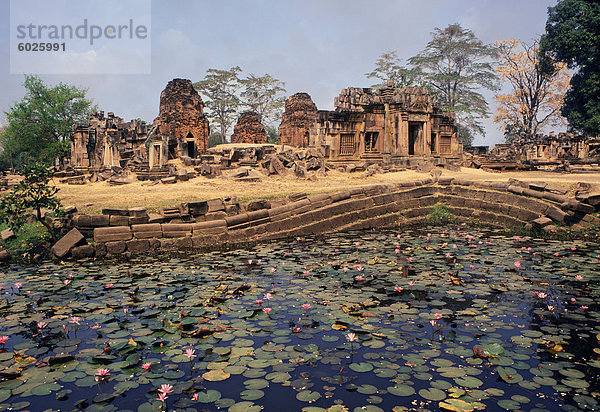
<box><xmin>1</xmin><ymin>0</ymin><xmax>558</xmax><ymax>146</ymax></box>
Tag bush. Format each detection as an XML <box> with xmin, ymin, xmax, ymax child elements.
<box><xmin>428</xmin><ymin>204</ymin><xmax>454</xmax><ymax>225</ymax></box>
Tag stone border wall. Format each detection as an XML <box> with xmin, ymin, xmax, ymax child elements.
<box><xmin>58</xmin><ymin>177</ymin><xmax>599</xmax><ymax>259</ymax></box>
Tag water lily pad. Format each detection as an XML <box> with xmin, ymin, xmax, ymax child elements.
<box><xmin>202</xmin><ymin>369</ymin><xmax>230</xmax><ymax>381</ymax></box>
<box><xmin>296</xmin><ymin>390</ymin><xmax>321</xmax><ymax>403</ymax></box>
<box><xmin>349</xmin><ymin>362</ymin><xmax>373</xmax><ymax>372</ymax></box>
<box><xmin>439</xmin><ymin>399</ymin><xmax>474</xmax><ymax>411</ymax></box>
<box><xmin>240</xmin><ymin>389</ymin><xmax>264</xmax><ymax>401</ymax></box>
<box><xmin>387</xmin><ymin>384</ymin><xmax>415</xmax><ymax>397</ymax></box>
<box><xmin>197</xmin><ymin>389</ymin><xmax>222</xmax><ymax>403</ymax></box>
<box><xmin>419</xmin><ymin>387</ymin><xmax>446</xmax><ymax>401</ymax></box>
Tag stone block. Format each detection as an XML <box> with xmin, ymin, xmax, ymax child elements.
<box><xmin>226</xmin><ymin>213</ymin><xmax>249</xmax><ymax>227</ymax></box>
<box><xmin>192</xmin><ymin>220</ymin><xmax>227</xmax><ymax>235</ymax></box>
<box><xmin>106</xmin><ymin>241</ymin><xmax>127</xmax><ymax>254</ymax></box>
<box><xmin>1</xmin><ymin>228</ymin><xmax>15</xmax><ymax>242</ymax></box>
<box><xmin>532</xmin><ymin>216</ymin><xmax>553</xmax><ymax>229</ymax></box>
<box><xmin>95</xmin><ymin>243</ymin><xmax>107</xmax><ymax>258</ymax></box>
<box><xmin>160</xmin><ymin>237</ymin><xmax>193</xmax><ymax>250</ymax></box>
<box><xmin>161</xmin><ymin>223</ymin><xmax>192</xmax><ymax>238</ymax></box>
<box><xmin>128</xmin><ymin>207</ymin><xmax>147</xmax><ymax>217</ymax></box>
<box><xmin>187</xmin><ymin>201</ymin><xmax>209</xmax><ymax>216</ymax></box>
<box><xmin>90</xmin><ymin>214</ymin><xmax>110</xmax><ymax>227</ymax></box>
<box><xmin>71</xmin><ymin>244</ymin><xmax>95</xmax><ymax>259</ymax></box>
<box><xmin>247</xmin><ymin>199</ymin><xmax>271</xmax><ymax>211</ymax></box>
<box><xmin>101</xmin><ymin>208</ymin><xmax>129</xmax><ymax>216</ymax></box>
<box><xmin>109</xmin><ymin>215</ymin><xmax>130</xmax><ymax>226</ymax></box>
<box><xmin>205</xmin><ymin>211</ymin><xmax>227</xmax><ymax>221</ymax></box>
<box><xmin>0</xmin><ymin>249</ymin><xmax>10</xmax><ymax>261</ymax></box>
<box><xmin>128</xmin><ymin>216</ymin><xmax>149</xmax><ymax>225</ymax></box>
<box><xmin>207</xmin><ymin>198</ymin><xmax>225</xmax><ymax>212</ymax></box>
<box><xmin>51</xmin><ymin>228</ymin><xmax>85</xmax><ymax>258</ymax></box>
<box><xmin>94</xmin><ymin>226</ymin><xmax>132</xmax><ymax>243</ymax></box>
<box><xmin>72</xmin><ymin>214</ymin><xmax>91</xmax><ymax>228</ymax></box>
<box><xmin>126</xmin><ymin>239</ymin><xmax>150</xmax><ymax>253</ymax></box>
<box><xmin>132</xmin><ymin>223</ymin><xmax>163</xmax><ymax>239</ymax></box>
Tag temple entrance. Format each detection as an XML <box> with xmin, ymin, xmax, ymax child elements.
<box><xmin>185</xmin><ymin>132</ymin><xmax>197</xmax><ymax>158</ymax></box>
<box><xmin>408</xmin><ymin>123</ymin><xmax>422</xmax><ymax>155</ymax></box>
<box><xmin>168</xmin><ymin>141</ymin><xmax>178</xmax><ymax>160</ymax></box>
<box><xmin>364</xmin><ymin>132</ymin><xmax>379</xmax><ymax>152</ymax></box>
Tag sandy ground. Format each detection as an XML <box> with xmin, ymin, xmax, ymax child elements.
<box><xmin>53</xmin><ymin>168</ymin><xmax>600</xmax><ymax>214</ymax></box>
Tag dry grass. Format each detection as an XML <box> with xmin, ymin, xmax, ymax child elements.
<box><xmin>53</xmin><ymin>167</ymin><xmax>600</xmax><ymax>214</ymax></box>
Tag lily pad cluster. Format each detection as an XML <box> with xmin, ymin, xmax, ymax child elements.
<box><xmin>0</xmin><ymin>226</ymin><xmax>599</xmax><ymax>411</ymax></box>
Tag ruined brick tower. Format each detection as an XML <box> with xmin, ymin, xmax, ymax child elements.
<box><xmin>230</xmin><ymin>111</ymin><xmax>268</xmax><ymax>144</ymax></box>
<box><xmin>278</xmin><ymin>92</ymin><xmax>317</xmax><ymax>147</ymax></box>
<box><xmin>152</xmin><ymin>78</ymin><xmax>210</xmax><ymax>159</ymax></box>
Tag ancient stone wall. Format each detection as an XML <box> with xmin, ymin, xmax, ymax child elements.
<box><xmin>278</xmin><ymin>93</ymin><xmax>318</xmax><ymax>147</ymax></box>
<box><xmin>153</xmin><ymin>78</ymin><xmax>210</xmax><ymax>158</ymax></box>
<box><xmin>230</xmin><ymin>112</ymin><xmax>268</xmax><ymax>144</ymax></box>
<box><xmin>71</xmin><ymin>111</ymin><xmax>148</xmax><ymax>169</ymax></box>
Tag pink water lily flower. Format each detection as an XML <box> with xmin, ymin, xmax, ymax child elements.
<box><xmin>394</xmin><ymin>286</ymin><xmax>403</xmax><ymax>292</ymax></box>
<box><xmin>141</xmin><ymin>362</ymin><xmax>151</xmax><ymax>370</ymax></box>
<box><xmin>264</xmin><ymin>292</ymin><xmax>272</xmax><ymax>300</ymax></box>
<box><xmin>346</xmin><ymin>333</ymin><xmax>356</xmax><ymax>342</ymax></box>
<box><xmin>255</xmin><ymin>299</ymin><xmax>263</xmax><ymax>305</ymax></box>
<box><xmin>576</xmin><ymin>275</ymin><xmax>583</xmax><ymax>280</ymax></box>
<box><xmin>63</xmin><ymin>279</ymin><xmax>71</xmax><ymax>286</ymax></box>
<box><xmin>262</xmin><ymin>307</ymin><xmax>272</xmax><ymax>314</ymax></box>
<box><xmin>14</xmin><ymin>283</ymin><xmax>22</xmax><ymax>289</ymax></box>
<box><xmin>37</xmin><ymin>321</ymin><xmax>47</xmax><ymax>329</ymax></box>
<box><xmin>156</xmin><ymin>392</ymin><xmax>168</xmax><ymax>402</ymax></box>
<box><xmin>0</xmin><ymin>336</ymin><xmax>8</xmax><ymax>344</ymax></box>
<box><xmin>302</xmin><ymin>304</ymin><xmax>311</xmax><ymax>310</ymax></box>
<box><xmin>70</xmin><ymin>316</ymin><xmax>81</xmax><ymax>325</ymax></box>
<box><xmin>105</xmin><ymin>283</ymin><xmax>114</xmax><ymax>289</ymax></box>
<box><xmin>191</xmin><ymin>393</ymin><xmax>199</xmax><ymax>401</ymax></box>
<box><xmin>514</xmin><ymin>261</ymin><xmax>521</xmax><ymax>268</ymax></box>
<box><xmin>95</xmin><ymin>368</ymin><xmax>110</xmax><ymax>381</ymax></box>
<box><xmin>158</xmin><ymin>384</ymin><xmax>173</xmax><ymax>394</ymax></box>
<box><xmin>433</xmin><ymin>313</ymin><xmax>443</xmax><ymax>319</ymax></box>
<box><xmin>355</xmin><ymin>275</ymin><xmax>364</xmax><ymax>281</ymax></box>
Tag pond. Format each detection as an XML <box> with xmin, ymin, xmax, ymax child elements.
<box><xmin>0</xmin><ymin>226</ymin><xmax>600</xmax><ymax>412</ymax></box>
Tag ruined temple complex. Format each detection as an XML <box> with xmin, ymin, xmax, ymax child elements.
<box><xmin>278</xmin><ymin>81</ymin><xmax>462</xmax><ymax>166</ymax></box>
<box><xmin>69</xmin><ymin>77</ymin><xmax>600</xmax><ymax>179</ymax></box>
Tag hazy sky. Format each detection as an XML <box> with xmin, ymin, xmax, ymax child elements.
<box><xmin>0</xmin><ymin>0</ymin><xmax>558</xmax><ymax>146</ymax></box>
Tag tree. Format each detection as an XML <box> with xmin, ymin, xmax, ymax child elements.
<box><xmin>408</xmin><ymin>24</ymin><xmax>499</xmax><ymax>146</ymax></box>
<box><xmin>1</xmin><ymin>75</ymin><xmax>94</xmax><ymax>168</ymax></box>
<box><xmin>194</xmin><ymin>67</ymin><xmax>242</xmax><ymax>144</ymax></box>
<box><xmin>540</xmin><ymin>0</ymin><xmax>600</xmax><ymax>136</ymax></box>
<box><xmin>0</xmin><ymin>162</ymin><xmax>63</xmax><ymax>241</ymax></box>
<box><xmin>365</xmin><ymin>51</ymin><xmax>415</xmax><ymax>88</ymax></box>
<box><xmin>494</xmin><ymin>39</ymin><xmax>571</xmax><ymax>141</ymax></box>
<box><xmin>265</xmin><ymin>125</ymin><xmax>278</xmax><ymax>144</ymax></box>
<box><xmin>240</xmin><ymin>73</ymin><xmax>286</xmax><ymax>125</ymax></box>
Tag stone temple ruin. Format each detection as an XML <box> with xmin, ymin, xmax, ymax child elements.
<box><xmin>231</xmin><ymin>112</ymin><xmax>268</xmax><ymax>144</ymax></box>
<box><xmin>466</xmin><ymin>132</ymin><xmax>600</xmax><ymax>172</ymax></box>
<box><xmin>68</xmin><ymin>76</ymin><xmax>600</xmax><ymax>184</ymax></box>
<box><xmin>278</xmin><ymin>81</ymin><xmax>462</xmax><ymax>168</ymax></box>
<box><xmin>148</xmin><ymin>78</ymin><xmax>210</xmax><ymax>168</ymax></box>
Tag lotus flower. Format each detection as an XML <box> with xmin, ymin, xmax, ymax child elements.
<box><xmin>158</xmin><ymin>384</ymin><xmax>173</xmax><ymax>394</ymax></box>
<box><xmin>346</xmin><ymin>333</ymin><xmax>356</xmax><ymax>342</ymax></box>
<box><xmin>156</xmin><ymin>392</ymin><xmax>168</xmax><ymax>402</ymax></box>
<box><xmin>142</xmin><ymin>362</ymin><xmax>151</xmax><ymax>370</ymax></box>
<box><xmin>262</xmin><ymin>307</ymin><xmax>272</xmax><ymax>314</ymax></box>
<box><xmin>0</xmin><ymin>336</ymin><xmax>8</xmax><ymax>344</ymax></box>
<box><xmin>185</xmin><ymin>348</ymin><xmax>196</xmax><ymax>360</ymax></box>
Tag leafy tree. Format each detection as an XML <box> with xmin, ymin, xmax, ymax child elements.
<box><xmin>1</xmin><ymin>75</ymin><xmax>94</xmax><ymax>168</ymax></box>
<box><xmin>540</xmin><ymin>0</ymin><xmax>600</xmax><ymax>135</ymax></box>
<box><xmin>408</xmin><ymin>24</ymin><xmax>499</xmax><ymax>145</ymax></box>
<box><xmin>265</xmin><ymin>125</ymin><xmax>278</xmax><ymax>144</ymax></box>
<box><xmin>208</xmin><ymin>132</ymin><xmax>224</xmax><ymax>148</ymax></box>
<box><xmin>240</xmin><ymin>73</ymin><xmax>286</xmax><ymax>125</ymax></box>
<box><xmin>194</xmin><ymin>67</ymin><xmax>242</xmax><ymax>144</ymax></box>
<box><xmin>365</xmin><ymin>51</ymin><xmax>415</xmax><ymax>88</ymax></box>
<box><xmin>0</xmin><ymin>162</ymin><xmax>63</xmax><ymax>241</ymax></box>
<box><xmin>494</xmin><ymin>39</ymin><xmax>571</xmax><ymax>141</ymax></box>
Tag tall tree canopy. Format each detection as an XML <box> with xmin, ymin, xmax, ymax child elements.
<box><xmin>494</xmin><ymin>39</ymin><xmax>571</xmax><ymax>141</ymax></box>
<box><xmin>1</xmin><ymin>75</ymin><xmax>94</xmax><ymax>168</ymax></box>
<box><xmin>409</xmin><ymin>24</ymin><xmax>499</xmax><ymax>146</ymax></box>
<box><xmin>240</xmin><ymin>73</ymin><xmax>286</xmax><ymax>125</ymax></box>
<box><xmin>193</xmin><ymin>66</ymin><xmax>242</xmax><ymax>144</ymax></box>
<box><xmin>540</xmin><ymin>0</ymin><xmax>600</xmax><ymax>136</ymax></box>
<box><xmin>195</xmin><ymin>69</ymin><xmax>286</xmax><ymax>142</ymax></box>
<box><xmin>365</xmin><ymin>51</ymin><xmax>415</xmax><ymax>88</ymax></box>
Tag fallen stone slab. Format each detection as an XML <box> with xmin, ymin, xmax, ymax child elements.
<box><xmin>51</xmin><ymin>228</ymin><xmax>85</xmax><ymax>258</ymax></box>
<box><xmin>1</xmin><ymin>228</ymin><xmax>15</xmax><ymax>242</ymax></box>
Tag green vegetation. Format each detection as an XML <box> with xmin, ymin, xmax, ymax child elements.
<box><xmin>409</xmin><ymin>24</ymin><xmax>499</xmax><ymax>146</ymax></box>
<box><xmin>0</xmin><ymin>75</ymin><xmax>94</xmax><ymax>168</ymax></box>
<box><xmin>194</xmin><ymin>68</ymin><xmax>286</xmax><ymax>143</ymax></box>
<box><xmin>427</xmin><ymin>203</ymin><xmax>455</xmax><ymax>225</ymax></box>
<box><xmin>541</xmin><ymin>0</ymin><xmax>600</xmax><ymax>136</ymax></box>
<box><xmin>365</xmin><ymin>51</ymin><xmax>415</xmax><ymax>88</ymax></box>
<box><xmin>0</xmin><ymin>162</ymin><xmax>63</xmax><ymax>242</ymax></box>
<box><xmin>0</xmin><ymin>222</ymin><xmax>50</xmax><ymax>262</ymax></box>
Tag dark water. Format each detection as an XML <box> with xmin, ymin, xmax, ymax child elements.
<box><xmin>0</xmin><ymin>226</ymin><xmax>599</xmax><ymax>411</ymax></box>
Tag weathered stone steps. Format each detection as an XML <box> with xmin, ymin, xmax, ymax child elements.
<box><xmin>61</xmin><ymin>178</ymin><xmax>599</xmax><ymax>259</ymax></box>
